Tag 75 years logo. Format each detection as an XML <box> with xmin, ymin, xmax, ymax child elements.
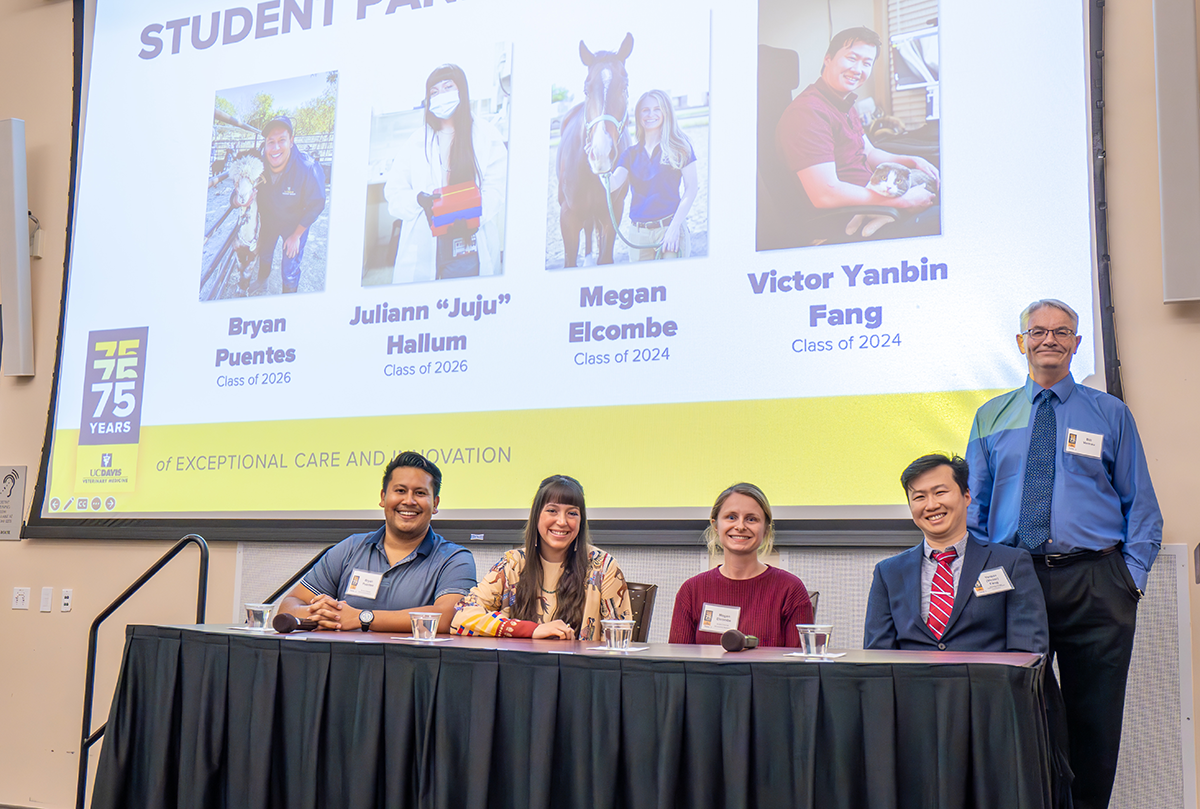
<box><xmin>73</xmin><ymin>327</ymin><xmax>149</xmax><ymax>496</ymax></box>
<box><xmin>79</xmin><ymin>327</ymin><xmax>149</xmax><ymax>445</ymax></box>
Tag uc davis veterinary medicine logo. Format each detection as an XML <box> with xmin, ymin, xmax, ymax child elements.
<box><xmin>101</xmin><ymin>453</ymin><xmax>112</xmax><ymax>468</ymax></box>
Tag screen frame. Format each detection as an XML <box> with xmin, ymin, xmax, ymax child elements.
<box><xmin>22</xmin><ymin>0</ymin><xmax>1120</xmax><ymax>541</ymax></box>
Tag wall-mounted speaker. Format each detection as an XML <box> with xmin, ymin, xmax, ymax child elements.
<box><xmin>0</xmin><ymin>118</ymin><xmax>34</xmax><ymax>376</ymax></box>
<box><xmin>1153</xmin><ymin>0</ymin><xmax>1200</xmax><ymax>302</ymax></box>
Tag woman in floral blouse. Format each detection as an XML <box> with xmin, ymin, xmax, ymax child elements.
<box><xmin>451</xmin><ymin>475</ymin><xmax>631</xmax><ymax>641</ymax></box>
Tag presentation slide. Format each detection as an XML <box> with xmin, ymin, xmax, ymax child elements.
<box><xmin>36</xmin><ymin>0</ymin><xmax>1099</xmax><ymax>523</ymax></box>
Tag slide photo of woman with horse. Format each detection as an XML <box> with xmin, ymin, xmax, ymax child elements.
<box><xmin>201</xmin><ymin>71</ymin><xmax>337</xmax><ymax>300</ymax></box>
<box><xmin>756</xmin><ymin>0</ymin><xmax>941</xmax><ymax>250</ymax></box>
<box><xmin>361</xmin><ymin>43</ymin><xmax>512</xmax><ymax>286</ymax></box>
<box><xmin>544</xmin><ymin>16</ymin><xmax>710</xmax><ymax>270</ymax></box>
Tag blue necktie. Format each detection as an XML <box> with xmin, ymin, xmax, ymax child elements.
<box><xmin>1018</xmin><ymin>390</ymin><xmax>1056</xmax><ymax>551</ymax></box>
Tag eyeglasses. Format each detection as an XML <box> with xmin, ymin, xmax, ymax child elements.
<box><xmin>1022</xmin><ymin>328</ymin><xmax>1076</xmax><ymax>341</ymax></box>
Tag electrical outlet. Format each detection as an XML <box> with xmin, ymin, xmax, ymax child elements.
<box><xmin>61</xmin><ymin>589</ymin><xmax>73</xmax><ymax>612</ymax></box>
<box><xmin>40</xmin><ymin>587</ymin><xmax>53</xmax><ymax>612</ymax></box>
<box><xmin>12</xmin><ymin>587</ymin><xmax>30</xmax><ymax>610</ymax></box>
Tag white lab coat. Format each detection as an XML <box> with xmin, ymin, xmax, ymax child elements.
<box><xmin>383</xmin><ymin>116</ymin><xmax>508</xmax><ymax>284</ymax></box>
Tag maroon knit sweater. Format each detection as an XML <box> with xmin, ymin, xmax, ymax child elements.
<box><xmin>668</xmin><ymin>565</ymin><xmax>814</xmax><ymax>647</ymax></box>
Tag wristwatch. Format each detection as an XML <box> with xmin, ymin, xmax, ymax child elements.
<box><xmin>359</xmin><ymin>609</ymin><xmax>375</xmax><ymax>632</ymax></box>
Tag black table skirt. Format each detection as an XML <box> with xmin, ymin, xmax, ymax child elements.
<box><xmin>90</xmin><ymin>626</ymin><xmax>1052</xmax><ymax>809</ymax></box>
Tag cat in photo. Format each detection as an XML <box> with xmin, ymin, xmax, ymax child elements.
<box><xmin>845</xmin><ymin>162</ymin><xmax>939</xmax><ymax>237</ymax></box>
<box><xmin>867</xmin><ymin>114</ymin><xmax>908</xmax><ymax>140</ymax></box>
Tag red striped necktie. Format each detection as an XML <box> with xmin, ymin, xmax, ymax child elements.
<box><xmin>927</xmin><ymin>547</ymin><xmax>958</xmax><ymax>639</ymax></box>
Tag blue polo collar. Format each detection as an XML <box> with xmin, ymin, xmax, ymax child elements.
<box><xmin>370</xmin><ymin>525</ymin><xmax>436</xmax><ymax>566</ymax></box>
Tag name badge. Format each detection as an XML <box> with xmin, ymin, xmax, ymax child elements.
<box><xmin>973</xmin><ymin>567</ymin><xmax>1015</xmax><ymax>597</ymax></box>
<box><xmin>1064</xmin><ymin>427</ymin><xmax>1103</xmax><ymax>459</ymax></box>
<box><xmin>346</xmin><ymin>569</ymin><xmax>382</xmax><ymax>600</ymax></box>
<box><xmin>699</xmin><ymin>603</ymin><xmax>741</xmax><ymax>634</ymax></box>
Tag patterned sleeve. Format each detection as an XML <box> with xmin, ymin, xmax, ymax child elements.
<box><xmin>450</xmin><ymin>550</ymin><xmax>538</xmax><ymax>638</ymax></box>
<box><xmin>599</xmin><ymin>554</ymin><xmax>633</xmax><ymax>621</ymax></box>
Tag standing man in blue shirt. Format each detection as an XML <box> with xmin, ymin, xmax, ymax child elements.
<box><xmin>247</xmin><ymin>116</ymin><xmax>326</xmax><ymax>294</ymax></box>
<box><xmin>277</xmin><ymin>451</ymin><xmax>476</xmax><ymax>633</ymax></box>
<box><xmin>967</xmin><ymin>299</ymin><xmax>1162</xmax><ymax>809</ymax></box>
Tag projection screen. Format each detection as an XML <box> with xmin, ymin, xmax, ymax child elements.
<box><xmin>26</xmin><ymin>0</ymin><xmax>1110</xmax><ymax>536</ymax></box>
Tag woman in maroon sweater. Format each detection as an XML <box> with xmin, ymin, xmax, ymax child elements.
<box><xmin>669</xmin><ymin>483</ymin><xmax>814</xmax><ymax>647</ymax></box>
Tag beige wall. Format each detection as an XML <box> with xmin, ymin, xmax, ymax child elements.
<box><xmin>1</xmin><ymin>0</ymin><xmax>1198</xmax><ymax>806</ymax></box>
<box><xmin>0</xmin><ymin>5</ymin><xmax>238</xmax><ymax>807</ymax></box>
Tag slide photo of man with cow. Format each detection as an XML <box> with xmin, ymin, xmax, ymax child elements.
<box><xmin>545</xmin><ymin>15</ymin><xmax>710</xmax><ymax>270</ymax></box>
<box><xmin>201</xmin><ymin>71</ymin><xmax>337</xmax><ymax>300</ymax></box>
<box><xmin>360</xmin><ymin>43</ymin><xmax>512</xmax><ymax>287</ymax></box>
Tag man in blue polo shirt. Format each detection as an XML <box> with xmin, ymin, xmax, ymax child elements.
<box><xmin>246</xmin><ymin>115</ymin><xmax>326</xmax><ymax>294</ymax></box>
<box><xmin>278</xmin><ymin>451</ymin><xmax>476</xmax><ymax>633</ymax></box>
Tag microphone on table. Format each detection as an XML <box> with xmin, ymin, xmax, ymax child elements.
<box><xmin>273</xmin><ymin>613</ymin><xmax>318</xmax><ymax>634</ymax></box>
<box><xmin>721</xmin><ymin>629</ymin><xmax>759</xmax><ymax>652</ymax></box>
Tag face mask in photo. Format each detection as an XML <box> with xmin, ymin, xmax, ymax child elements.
<box><xmin>429</xmin><ymin>89</ymin><xmax>460</xmax><ymax>120</ymax></box>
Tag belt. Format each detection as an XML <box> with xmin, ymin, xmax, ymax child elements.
<box><xmin>633</xmin><ymin>214</ymin><xmax>673</xmax><ymax>229</ymax></box>
<box><xmin>1030</xmin><ymin>544</ymin><xmax>1120</xmax><ymax>568</ymax></box>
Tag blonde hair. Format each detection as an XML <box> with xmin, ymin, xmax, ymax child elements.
<box><xmin>703</xmin><ymin>482</ymin><xmax>776</xmax><ymax>557</ymax></box>
<box><xmin>634</xmin><ymin>89</ymin><xmax>693</xmax><ymax>170</ymax></box>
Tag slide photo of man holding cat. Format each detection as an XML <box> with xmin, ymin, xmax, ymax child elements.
<box><xmin>756</xmin><ymin>1</ymin><xmax>942</xmax><ymax>250</ymax></box>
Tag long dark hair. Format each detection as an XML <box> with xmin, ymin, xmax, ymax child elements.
<box><xmin>512</xmin><ymin>475</ymin><xmax>590</xmax><ymax>631</ymax></box>
<box><xmin>423</xmin><ymin>63</ymin><xmax>480</xmax><ymax>186</ymax></box>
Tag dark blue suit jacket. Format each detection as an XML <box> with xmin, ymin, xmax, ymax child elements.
<box><xmin>863</xmin><ymin>534</ymin><xmax>1048</xmax><ymax>653</ymax></box>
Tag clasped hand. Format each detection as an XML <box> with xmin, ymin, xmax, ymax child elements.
<box><xmin>532</xmin><ymin>619</ymin><xmax>576</xmax><ymax>640</ymax></box>
<box><xmin>303</xmin><ymin>593</ymin><xmax>362</xmax><ymax>631</ymax></box>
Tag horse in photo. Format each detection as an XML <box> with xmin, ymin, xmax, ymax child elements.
<box><xmin>557</xmin><ymin>32</ymin><xmax>634</xmax><ymax>267</ymax></box>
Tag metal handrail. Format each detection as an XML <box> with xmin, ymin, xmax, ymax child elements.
<box><xmin>76</xmin><ymin>534</ymin><xmax>209</xmax><ymax>809</ymax></box>
<box><xmin>265</xmin><ymin>543</ymin><xmax>336</xmax><ymax>603</ymax></box>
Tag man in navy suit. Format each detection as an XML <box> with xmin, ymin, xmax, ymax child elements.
<box><xmin>864</xmin><ymin>453</ymin><xmax>1048</xmax><ymax>653</ymax></box>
